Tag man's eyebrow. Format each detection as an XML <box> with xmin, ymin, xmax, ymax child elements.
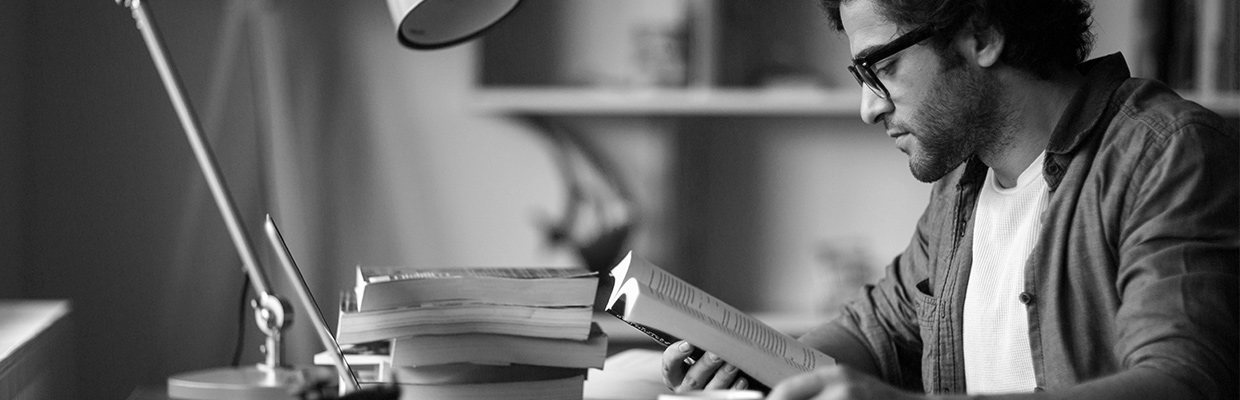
<box><xmin>854</xmin><ymin>44</ymin><xmax>884</xmax><ymax>61</ymax></box>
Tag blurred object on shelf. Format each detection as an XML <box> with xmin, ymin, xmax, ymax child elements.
<box><xmin>813</xmin><ymin>238</ymin><xmax>876</xmax><ymax>315</ymax></box>
<box><xmin>528</xmin><ymin>118</ymin><xmax>638</xmax><ymax>278</ymax></box>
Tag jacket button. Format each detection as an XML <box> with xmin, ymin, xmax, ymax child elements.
<box><xmin>1018</xmin><ymin>292</ymin><xmax>1034</xmax><ymax>304</ymax></box>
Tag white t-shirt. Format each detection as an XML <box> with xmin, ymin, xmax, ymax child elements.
<box><xmin>963</xmin><ymin>152</ymin><xmax>1049</xmax><ymax>394</ymax></box>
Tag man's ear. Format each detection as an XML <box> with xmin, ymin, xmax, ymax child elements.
<box><xmin>960</xmin><ymin>24</ymin><xmax>1005</xmax><ymax>68</ymax></box>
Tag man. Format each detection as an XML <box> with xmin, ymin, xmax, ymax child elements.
<box><xmin>662</xmin><ymin>0</ymin><xmax>1238</xmax><ymax>399</ymax></box>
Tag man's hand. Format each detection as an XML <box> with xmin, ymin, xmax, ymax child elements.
<box><xmin>661</xmin><ymin>341</ymin><xmax>749</xmax><ymax>393</ymax></box>
<box><xmin>767</xmin><ymin>365</ymin><xmax>919</xmax><ymax>400</ymax></box>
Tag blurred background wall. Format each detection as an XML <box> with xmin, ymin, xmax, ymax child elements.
<box><xmin>0</xmin><ymin>1</ymin><xmax>1234</xmax><ymax>399</ymax></box>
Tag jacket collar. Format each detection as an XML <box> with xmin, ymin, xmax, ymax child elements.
<box><xmin>956</xmin><ymin>52</ymin><xmax>1132</xmax><ymax>191</ymax></box>
<box><xmin>1045</xmin><ymin>52</ymin><xmax>1132</xmax><ymax>155</ymax></box>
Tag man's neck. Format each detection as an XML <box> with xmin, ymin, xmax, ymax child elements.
<box><xmin>981</xmin><ymin>69</ymin><xmax>1085</xmax><ymax>188</ymax></box>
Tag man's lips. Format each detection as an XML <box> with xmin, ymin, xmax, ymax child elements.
<box><xmin>889</xmin><ymin>130</ymin><xmax>912</xmax><ymax>154</ymax></box>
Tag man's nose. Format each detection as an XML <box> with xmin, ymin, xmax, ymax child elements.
<box><xmin>859</xmin><ymin>87</ymin><xmax>894</xmax><ymax>125</ymax></box>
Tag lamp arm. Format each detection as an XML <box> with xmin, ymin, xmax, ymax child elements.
<box><xmin>122</xmin><ymin>0</ymin><xmax>273</xmax><ymax>298</ymax></box>
<box><xmin>119</xmin><ymin>0</ymin><xmax>290</xmax><ymax>368</ymax></box>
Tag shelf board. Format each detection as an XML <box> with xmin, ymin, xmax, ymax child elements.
<box><xmin>472</xmin><ymin>87</ymin><xmax>1240</xmax><ymax>118</ymax></box>
<box><xmin>1186</xmin><ymin>92</ymin><xmax>1240</xmax><ymax>117</ymax></box>
<box><xmin>471</xmin><ymin>87</ymin><xmax>864</xmax><ymax>117</ymax></box>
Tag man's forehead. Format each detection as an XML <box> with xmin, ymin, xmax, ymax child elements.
<box><xmin>840</xmin><ymin>0</ymin><xmax>900</xmax><ymax>58</ymax></box>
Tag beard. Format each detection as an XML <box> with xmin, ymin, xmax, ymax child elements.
<box><xmin>890</xmin><ymin>57</ymin><xmax>1012</xmax><ymax>183</ymax></box>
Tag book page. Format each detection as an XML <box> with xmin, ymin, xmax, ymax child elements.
<box><xmin>359</xmin><ymin>266</ymin><xmax>595</xmax><ymax>284</ymax></box>
<box><xmin>607</xmin><ymin>252</ymin><xmax>833</xmax><ymax>381</ymax></box>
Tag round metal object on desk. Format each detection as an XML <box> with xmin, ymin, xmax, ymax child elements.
<box><xmin>167</xmin><ymin>366</ymin><xmax>308</xmax><ymax>400</ymax></box>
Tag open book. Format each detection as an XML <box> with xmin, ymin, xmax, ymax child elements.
<box><xmin>605</xmin><ymin>252</ymin><xmax>834</xmax><ymax>388</ymax></box>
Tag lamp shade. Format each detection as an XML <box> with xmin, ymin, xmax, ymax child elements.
<box><xmin>386</xmin><ymin>0</ymin><xmax>522</xmax><ymax>50</ymax></box>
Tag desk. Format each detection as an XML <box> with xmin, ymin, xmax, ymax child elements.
<box><xmin>0</xmin><ymin>300</ymin><xmax>74</xmax><ymax>400</ymax></box>
<box><xmin>583</xmin><ymin>349</ymin><xmax>671</xmax><ymax>400</ymax></box>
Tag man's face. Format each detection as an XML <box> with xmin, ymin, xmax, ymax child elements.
<box><xmin>841</xmin><ymin>0</ymin><xmax>1009</xmax><ymax>182</ymax></box>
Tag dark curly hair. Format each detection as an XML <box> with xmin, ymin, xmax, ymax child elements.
<box><xmin>820</xmin><ymin>0</ymin><xmax>1096</xmax><ymax>79</ymax></box>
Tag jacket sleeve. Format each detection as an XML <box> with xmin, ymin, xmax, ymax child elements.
<box><xmin>1113</xmin><ymin>110</ymin><xmax>1239</xmax><ymax>400</ymax></box>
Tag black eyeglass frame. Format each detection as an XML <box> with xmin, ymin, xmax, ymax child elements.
<box><xmin>848</xmin><ymin>25</ymin><xmax>938</xmax><ymax>99</ymax></box>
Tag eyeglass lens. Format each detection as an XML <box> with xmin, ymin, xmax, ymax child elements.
<box><xmin>849</xmin><ymin>64</ymin><xmax>888</xmax><ymax>99</ymax></box>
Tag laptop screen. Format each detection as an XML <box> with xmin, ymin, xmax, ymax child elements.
<box><xmin>263</xmin><ymin>214</ymin><xmax>362</xmax><ymax>393</ymax></box>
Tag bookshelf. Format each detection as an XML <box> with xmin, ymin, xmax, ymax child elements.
<box><xmin>471</xmin><ymin>87</ymin><xmax>861</xmax><ymax>117</ymax></box>
<box><xmin>474</xmin><ymin>0</ymin><xmax>1239</xmax><ymax>117</ymax></box>
<box><xmin>475</xmin><ymin>0</ymin><xmax>858</xmax><ymax>116</ymax></box>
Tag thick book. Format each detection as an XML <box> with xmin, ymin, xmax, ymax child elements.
<box><xmin>359</xmin><ymin>375</ymin><xmax>585</xmax><ymax>400</ymax></box>
<box><xmin>390</xmin><ymin>323</ymin><xmax>608</xmax><ymax>369</ymax></box>
<box><xmin>389</xmin><ymin>363</ymin><xmax>584</xmax><ymax>385</ymax></box>
<box><xmin>337</xmin><ymin>291</ymin><xmax>593</xmax><ymax>345</ymax></box>
<box><xmin>354</xmin><ymin>266</ymin><xmax>598</xmax><ymax>311</ymax></box>
<box><xmin>313</xmin><ymin>355</ymin><xmax>588</xmax><ymax>384</ymax></box>
<box><xmin>322</xmin><ymin>323</ymin><xmax>608</xmax><ymax>369</ymax></box>
<box><xmin>605</xmin><ymin>251</ymin><xmax>835</xmax><ymax>388</ymax></box>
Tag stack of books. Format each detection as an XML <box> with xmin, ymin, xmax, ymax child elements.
<box><xmin>323</xmin><ymin>265</ymin><xmax>606</xmax><ymax>400</ymax></box>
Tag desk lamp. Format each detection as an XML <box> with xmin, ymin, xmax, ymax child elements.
<box><xmin>116</xmin><ymin>0</ymin><xmax>521</xmax><ymax>398</ymax></box>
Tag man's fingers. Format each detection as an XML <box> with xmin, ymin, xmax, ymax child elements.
<box><xmin>675</xmin><ymin>351</ymin><xmax>726</xmax><ymax>393</ymax></box>
<box><xmin>661</xmin><ymin>341</ymin><xmax>696</xmax><ymax>388</ymax></box>
<box><xmin>703</xmin><ymin>362</ymin><xmax>740</xmax><ymax>390</ymax></box>
<box><xmin>767</xmin><ymin>369</ymin><xmax>833</xmax><ymax>400</ymax></box>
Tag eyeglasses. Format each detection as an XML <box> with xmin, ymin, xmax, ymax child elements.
<box><xmin>847</xmin><ymin>25</ymin><xmax>937</xmax><ymax>99</ymax></box>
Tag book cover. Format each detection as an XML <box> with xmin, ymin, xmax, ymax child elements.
<box><xmin>337</xmin><ymin>291</ymin><xmax>594</xmax><ymax>345</ymax></box>
<box><xmin>355</xmin><ymin>266</ymin><xmax>598</xmax><ymax>311</ymax></box>
<box><xmin>604</xmin><ymin>251</ymin><xmax>834</xmax><ymax>388</ymax></box>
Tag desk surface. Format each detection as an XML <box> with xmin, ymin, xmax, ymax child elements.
<box><xmin>0</xmin><ymin>300</ymin><xmax>70</xmax><ymax>365</ymax></box>
<box><xmin>583</xmin><ymin>349</ymin><xmax>671</xmax><ymax>400</ymax></box>
<box><xmin>0</xmin><ymin>300</ymin><xmax>74</xmax><ymax>400</ymax></box>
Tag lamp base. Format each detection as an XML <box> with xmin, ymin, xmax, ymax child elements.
<box><xmin>167</xmin><ymin>365</ymin><xmax>327</xmax><ymax>400</ymax></box>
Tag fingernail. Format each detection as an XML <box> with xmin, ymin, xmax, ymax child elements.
<box><xmin>736</xmin><ymin>378</ymin><xmax>748</xmax><ymax>390</ymax></box>
<box><xmin>679</xmin><ymin>342</ymin><xmax>691</xmax><ymax>351</ymax></box>
<box><xmin>709</xmin><ymin>353</ymin><xmax>721</xmax><ymax>362</ymax></box>
<box><xmin>723</xmin><ymin>364</ymin><xmax>736</xmax><ymax>373</ymax></box>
